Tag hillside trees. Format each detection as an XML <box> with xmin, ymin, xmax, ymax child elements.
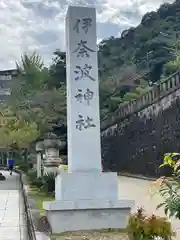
<box><xmin>48</xmin><ymin>49</ymin><xmax>66</xmax><ymax>89</ymax></box>
<box><xmin>2</xmin><ymin>0</ymin><xmax>180</xmax><ymax>149</ymax></box>
<box><xmin>163</xmin><ymin>56</ymin><xmax>180</xmax><ymax>77</ymax></box>
<box><xmin>7</xmin><ymin>52</ymin><xmax>66</xmax><ymax>148</ymax></box>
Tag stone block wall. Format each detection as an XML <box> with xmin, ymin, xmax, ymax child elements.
<box><xmin>101</xmin><ymin>71</ymin><xmax>180</xmax><ymax>177</ymax></box>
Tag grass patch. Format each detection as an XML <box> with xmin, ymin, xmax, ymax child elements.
<box><xmin>29</xmin><ymin>185</ymin><xmax>54</xmax><ymax>216</ymax></box>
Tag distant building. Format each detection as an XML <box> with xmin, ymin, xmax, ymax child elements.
<box><xmin>0</xmin><ymin>69</ymin><xmax>17</xmax><ymax>102</ymax></box>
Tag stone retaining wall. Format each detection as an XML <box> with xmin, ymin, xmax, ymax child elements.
<box><xmin>101</xmin><ymin>71</ymin><xmax>180</xmax><ymax>176</ymax></box>
<box><xmin>101</xmin><ymin>71</ymin><xmax>180</xmax><ymax>131</ymax></box>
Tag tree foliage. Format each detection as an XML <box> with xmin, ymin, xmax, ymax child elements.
<box><xmin>151</xmin><ymin>153</ymin><xmax>180</xmax><ymax>220</ymax></box>
<box><xmin>98</xmin><ymin>0</ymin><xmax>180</xmax><ymax>117</ymax></box>
<box><xmin>3</xmin><ymin>0</ymin><xmax>180</xmax><ymax>147</ymax></box>
<box><xmin>163</xmin><ymin>56</ymin><xmax>180</xmax><ymax>77</ymax></box>
<box><xmin>48</xmin><ymin>49</ymin><xmax>66</xmax><ymax>89</ymax></box>
<box><xmin>8</xmin><ymin>52</ymin><xmax>66</xmax><ymax>136</ymax></box>
<box><xmin>0</xmin><ymin>107</ymin><xmax>39</xmax><ymax>150</ymax></box>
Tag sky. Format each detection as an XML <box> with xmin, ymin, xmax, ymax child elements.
<box><xmin>0</xmin><ymin>0</ymin><xmax>175</xmax><ymax>70</ymax></box>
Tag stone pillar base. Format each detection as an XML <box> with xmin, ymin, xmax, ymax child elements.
<box><xmin>55</xmin><ymin>172</ymin><xmax>119</xmax><ymax>201</ymax></box>
<box><xmin>43</xmin><ymin>172</ymin><xmax>134</xmax><ymax>233</ymax></box>
<box><xmin>43</xmin><ymin>199</ymin><xmax>134</xmax><ymax>233</ymax></box>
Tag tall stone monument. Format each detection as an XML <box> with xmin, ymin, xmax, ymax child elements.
<box><xmin>43</xmin><ymin>6</ymin><xmax>134</xmax><ymax>233</ymax></box>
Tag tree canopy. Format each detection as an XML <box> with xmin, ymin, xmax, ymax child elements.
<box><xmin>2</xmin><ymin>52</ymin><xmax>66</xmax><ymax>150</ymax></box>
<box><xmin>2</xmin><ymin>0</ymin><xmax>180</xmax><ymax>149</ymax></box>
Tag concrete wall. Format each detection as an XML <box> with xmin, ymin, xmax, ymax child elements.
<box><xmin>101</xmin><ymin>71</ymin><xmax>180</xmax><ymax>177</ymax></box>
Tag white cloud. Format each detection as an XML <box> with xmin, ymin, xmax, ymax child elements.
<box><xmin>0</xmin><ymin>0</ymin><xmax>175</xmax><ymax>69</ymax></box>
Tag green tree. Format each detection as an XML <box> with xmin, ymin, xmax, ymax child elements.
<box><xmin>0</xmin><ymin>107</ymin><xmax>39</xmax><ymax>150</ymax></box>
<box><xmin>163</xmin><ymin>56</ymin><xmax>180</xmax><ymax>76</ymax></box>
<box><xmin>151</xmin><ymin>153</ymin><xmax>180</xmax><ymax>220</ymax></box>
<box><xmin>15</xmin><ymin>52</ymin><xmax>48</xmax><ymax>94</ymax></box>
<box><xmin>48</xmin><ymin>49</ymin><xmax>66</xmax><ymax>89</ymax></box>
<box><xmin>8</xmin><ymin>52</ymin><xmax>66</xmax><ymax>136</ymax></box>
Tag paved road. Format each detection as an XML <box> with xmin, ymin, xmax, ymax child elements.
<box><xmin>0</xmin><ymin>170</ymin><xmax>28</xmax><ymax>240</ymax></box>
<box><xmin>118</xmin><ymin>176</ymin><xmax>180</xmax><ymax>238</ymax></box>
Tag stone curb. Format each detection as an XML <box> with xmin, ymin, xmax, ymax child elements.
<box><xmin>14</xmin><ymin>169</ymin><xmax>51</xmax><ymax>240</ymax></box>
<box><xmin>118</xmin><ymin>173</ymin><xmax>156</xmax><ymax>181</ymax></box>
<box><xmin>14</xmin><ymin>169</ymin><xmax>37</xmax><ymax>240</ymax></box>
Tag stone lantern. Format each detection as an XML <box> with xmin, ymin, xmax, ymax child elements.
<box><xmin>35</xmin><ymin>139</ymin><xmax>44</xmax><ymax>178</ymax></box>
<box><xmin>42</xmin><ymin>132</ymin><xmax>65</xmax><ymax>175</ymax></box>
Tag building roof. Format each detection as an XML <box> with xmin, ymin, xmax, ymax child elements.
<box><xmin>0</xmin><ymin>69</ymin><xmax>17</xmax><ymax>76</ymax></box>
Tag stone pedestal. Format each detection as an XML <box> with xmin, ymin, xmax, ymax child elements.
<box><xmin>44</xmin><ymin>199</ymin><xmax>133</xmax><ymax>233</ymax></box>
<box><xmin>43</xmin><ymin>6</ymin><xmax>134</xmax><ymax>233</ymax></box>
<box><xmin>55</xmin><ymin>172</ymin><xmax>118</xmax><ymax>201</ymax></box>
<box><xmin>44</xmin><ymin>171</ymin><xmax>133</xmax><ymax>233</ymax></box>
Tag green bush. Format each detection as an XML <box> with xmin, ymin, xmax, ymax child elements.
<box><xmin>26</xmin><ymin>169</ymin><xmax>43</xmax><ymax>188</ymax></box>
<box><xmin>123</xmin><ymin>92</ymin><xmax>139</xmax><ymax>101</ymax></box>
<box><xmin>16</xmin><ymin>162</ymin><xmax>29</xmax><ymax>173</ymax></box>
<box><xmin>163</xmin><ymin>57</ymin><xmax>180</xmax><ymax>77</ymax></box>
<box><xmin>25</xmin><ymin>169</ymin><xmax>58</xmax><ymax>193</ymax></box>
<box><xmin>154</xmin><ymin>153</ymin><xmax>180</xmax><ymax>220</ymax></box>
<box><xmin>31</xmin><ymin>178</ymin><xmax>43</xmax><ymax>188</ymax></box>
<box><xmin>42</xmin><ymin>172</ymin><xmax>58</xmax><ymax>193</ymax></box>
<box><xmin>27</xmin><ymin>169</ymin><xmax>37</xmax><ymax>181</ymax></box>
<box><xmin>135</xmin><ymin>86</ymin><xmax>151</xmax><ymax>95</ymax></box>
<box><xmin>127</xmin><ymin>207</ymin><xmax>174</xmax><ymax>240</ymax></box>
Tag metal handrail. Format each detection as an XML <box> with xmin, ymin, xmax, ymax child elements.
<box><xmin>18</xmin><ymin>170</ymin><xmax>37</xmax><ymax>240</ymax></box>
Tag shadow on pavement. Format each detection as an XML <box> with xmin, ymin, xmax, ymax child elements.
<box><xmin>0</xmin><ymin>170</ymin><xmax>20</xmax><ymax>190</ymax></box>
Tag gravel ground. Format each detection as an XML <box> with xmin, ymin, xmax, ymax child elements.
<box><xmin>51</xmin><ymin>230</ymin><xmax>129</xmax><ymax>240</ymax></box>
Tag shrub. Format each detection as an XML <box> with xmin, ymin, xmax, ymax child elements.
<box><xmin>123</xmin><ymin>92</ymin><xmax>139</xmax><ymax>101</ymax></box>
<box><xmin>127</xmin><ymin>207</ymin><xmax>174</xmax><ymax>240</ymax></box>
<box><xmin>31</xmin><ymin>178</ymin><xmax>43</xmax><ymax>188</ymax></box>
<box><xmin>42</xmin><ymin>172</ymin><xmax>58</xmax><ymax>193</ymax></box>
<box><xmin>27</xmin><ymin>169</ymin><xmax>37</xmax><ymax>181</ymax></box>
<box><xmin>163</xmin><ymin>57</ymin><xmax>180</xmax><ymax>77</ymax></box>
<box><xmin>127</xmin><ymin>207</ymin><xmax>146</xmax><ymax>240</ymax></box>
<box><xmin>16</xmin><ymin>162</ymin><xmax>29</xmax><ymax>173</ymax></box>
<box><xmin>153</xmin><ymin>153</ymin><xmax>180</xmax><ymax>220</ymax></box>
<box><xmin>26</xmin><ymin>169</ymin><xmax>43</xmax><ymax>188</ymax></box>
<box><xmin>146</xmin><ymin>215</ymin><xmax>173</xmax><ymax>240</ymax></box>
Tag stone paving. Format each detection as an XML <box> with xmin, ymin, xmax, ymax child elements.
<box><xmin>0</xmin><ymin>170</ymin><xmax>28</xmax><ymax>240</ymax></box>
<box><xmin>118</xmin><ymin>176</ymin><xmax>180</xmax><ymax>239</ymax></box>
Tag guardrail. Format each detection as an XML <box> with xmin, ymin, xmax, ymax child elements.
<box><xmin>101</xmin><ymin>71</ymin><xmax>180</xmax><ymax>131</ymax></box>
<box><xmin>16</xmin><ymin>170</ymin><xmax>37</xmax><ymax>240</ymax></box>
